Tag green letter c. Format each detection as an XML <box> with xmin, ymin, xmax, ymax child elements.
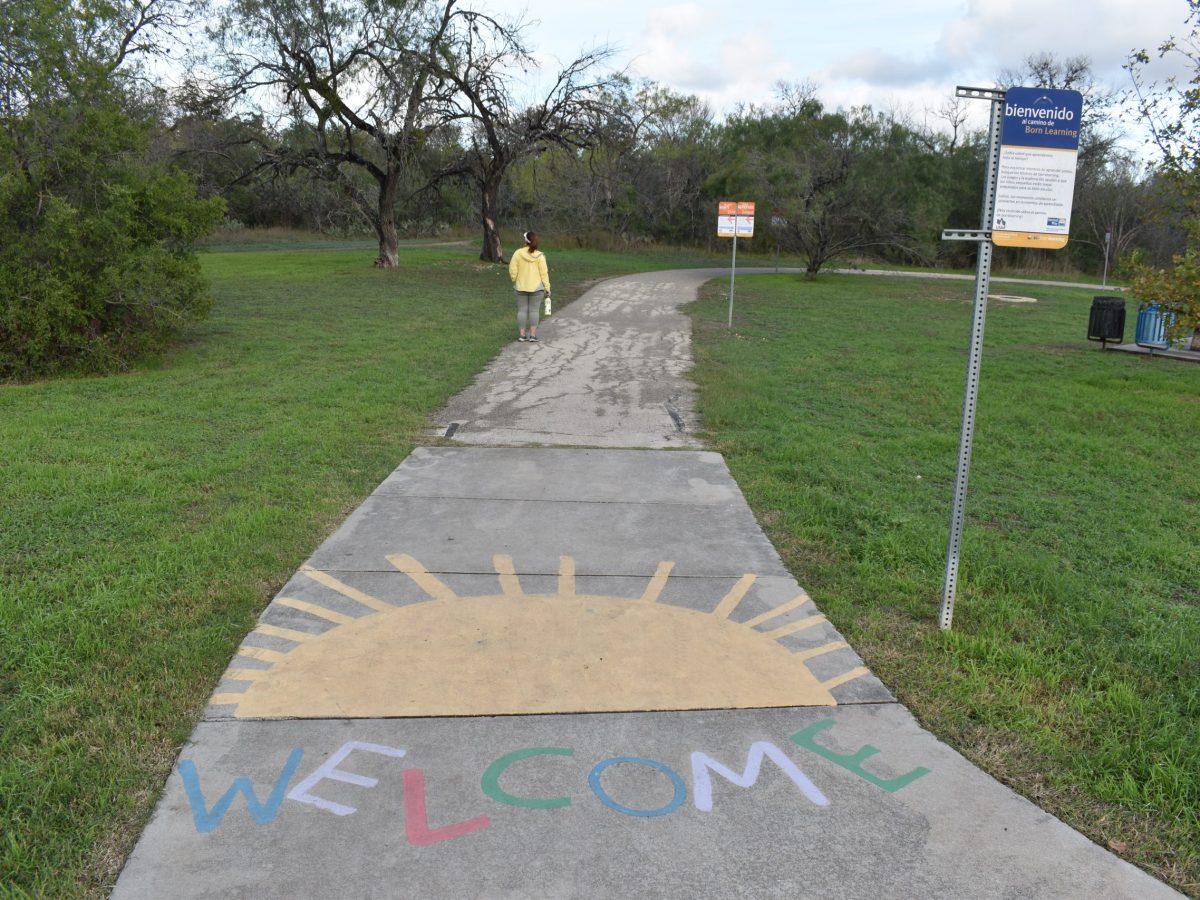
<box><xmin>482</xmin><ymin>747</ymin><xmax>574</xmax><ymax>809</ymax></box>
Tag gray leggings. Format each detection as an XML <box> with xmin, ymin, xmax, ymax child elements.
<box><xmin>515</xmin><ymin>290</ymin><xmax>543</xmax><ymax>330</ymax></box>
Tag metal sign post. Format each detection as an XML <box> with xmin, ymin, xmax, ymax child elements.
<box><xmin>938</xmin><ymin>85</ymin><xmax>1082</xmax><ymax>630</ymax></box>
<box><xmin>729</xmin><ymin>235</ymin><xmax>738</xmax><ymax>327</ymax></box>
<box><xmin>718</xmin><ymin>201</ymin><xmax>755</xmax><ymax>328</ymax></box>
<box><xmin>938</xmin><ymin>87</ymin><xmax>1005</xmax><ymax>631</ymax></box>
<box><xmin>773</xmin><ymin>207</ymin><xmax>787</xmax><ymax>273</ymax></box>
<box><xmin>1103</xmin><ymin>229</ymin><xmax>1112</xmax><ymax>285</ymax></box>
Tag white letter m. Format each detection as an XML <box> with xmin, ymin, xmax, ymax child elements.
<box><xmin>691</xmin><ymin>742</ymin><xmax>829</xmax><ymax>812</ymax></box>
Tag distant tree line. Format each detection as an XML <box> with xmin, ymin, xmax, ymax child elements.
<box><xmin>2</xmin><ymin>0</ymin><xmax>1195</xmax><ymax>378</ymax></box>
<box><xmin>179</xmin><ymin>42</ymin><xmax>1188</xmax><ymax>279</ymax></box>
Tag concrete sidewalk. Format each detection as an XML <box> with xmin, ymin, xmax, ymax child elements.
<box><xmin>435</xmin><ymin>270</ymin><xmax>719</xmax><ymax>447</ymax></box>
<box><xmin>113</xmin><ymin>271</ymin><xmax>1180</xmax><ymax>899</ymax></box>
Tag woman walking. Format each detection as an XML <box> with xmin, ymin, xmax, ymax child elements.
<box><xmin>509</xmin><ymin>230</ymin><xmax>551</xmax><ymax>342</ymax></box>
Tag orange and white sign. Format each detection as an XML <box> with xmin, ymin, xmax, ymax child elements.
<box><xmin>718</xmin><ymin>201</ymin><xmax>755</xmax><ymax>238</ymax></box>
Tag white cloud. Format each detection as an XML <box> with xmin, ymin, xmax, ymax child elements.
<box><xmin>644</xmin><ymin>3</ymin><xmax>717</xmax><ymax>37</ymax></box>
<box><xmin>710</xmin><ymin>30</ymin><xmax>793</xmax><ymax>106</ymax></box>
<box><xmin>806</xmin><ymin>0</ymin><xmax>1184</xmax><ymax>143</ymax></box>
<box><xmin>633</xmin><ymin>5</ymin><xmax>721</xmax><ymax>88</ymax></box>
<box><xmin>933</xmin><ymin>0</ymin><xmax>1184</xmax><ymax>82</ymax></box>
<box><xmin>632</xmin><ymin>14</ymin><xmax>792</xmax><ymax>104</ymax></box>
<box><xmin>827</xmin><ymin>50</ymin><xmax>954</xmax><ymax>87</ymax></box>
<box><xmin>480</xmin><ymin>0</ymin><xmax>1189</xmax><ymax>137</ymax></box>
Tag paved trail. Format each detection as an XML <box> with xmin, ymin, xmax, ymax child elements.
<box><xmin>114</xmin><ymin>269</ymin><xmax>1177</xmax><ymax>899</ymax></box>
<box><xmin>437</xmin><ymin>270</ymin><xmax>714</xmax><ymax>448</ymax></box>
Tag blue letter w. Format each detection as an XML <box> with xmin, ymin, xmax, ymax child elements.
<box><xmin>179</xmin><ymin>748</ymin><xmax>304</xmax><ymax>833</ymax></box>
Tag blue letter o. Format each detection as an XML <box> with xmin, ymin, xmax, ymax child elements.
<box><xmin>588</xmin><ymin>756</ymin><xmax>686</xmax><ymax>817</ymax></box>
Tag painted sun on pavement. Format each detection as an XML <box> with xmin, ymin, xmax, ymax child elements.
<box><xmin>210</xmin><ymin>555</ymin><xmax>868</xmax><ymax>718</ymax></box>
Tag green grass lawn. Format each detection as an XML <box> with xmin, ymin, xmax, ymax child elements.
<box><xmin>688</xmin><ymin>274</ymin><xmax>1199</xmax><ymax>895</ymax></box>
<box><xmin>0</xmin><ymin>239</ymin><xmax>729</xmax><ymax>897</ymax></box>
<box><xmin>0</xmin><ymin>240</ymin><xmax>1184</xmax><ymax>896</ymax></box>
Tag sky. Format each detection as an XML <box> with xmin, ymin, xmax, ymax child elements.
<box><xmin>476</xmin><ymin>0</ymin><xmax>1190</xmax><ymax>140</ymax></box>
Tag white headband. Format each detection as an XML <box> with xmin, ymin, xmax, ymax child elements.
<box><xmin>523</xmin><ymin>231</ymin><xmax>532</xmax><ymax>243</ymax></box>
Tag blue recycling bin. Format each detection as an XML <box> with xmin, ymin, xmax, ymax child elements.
<box><xmin>1134</xmin><ymin>304</ymin><xmax>1174</xmax><ymax>350</ymax></box>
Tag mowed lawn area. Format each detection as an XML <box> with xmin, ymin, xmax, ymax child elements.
<box><xmin>688</xmin><ymin>274</ymin><xmax>1199</xmax><ymax>895</ymax></box>
<box><xmin>0</xmin><ymin>240</ymin><xmax>723</xmax><ymax>897</ymax></box>
<box><xmin>2</xmin><ymin>243</ymin><xmax>1196</xmax><ymax>897</ymax></box>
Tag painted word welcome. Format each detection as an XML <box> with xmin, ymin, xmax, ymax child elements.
<box><xmin>180</xmin><ymin>719</ymin><xmax>931</xmax><ymax>843</ymax></box>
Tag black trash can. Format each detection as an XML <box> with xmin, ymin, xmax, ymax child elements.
<box><xmin>1088</xmin><ymin>296</ymin><xmax>1126</xmax><ymax>347</ymax></box>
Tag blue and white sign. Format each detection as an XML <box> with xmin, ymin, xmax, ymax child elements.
<box><xmin>992</xmin><ymin>86</ymin><xmax>1083</xmax><ymax>249</ymax></box>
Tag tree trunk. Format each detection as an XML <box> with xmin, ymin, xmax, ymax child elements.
<box><xmin>479</xmin><ymin>178</ymin><xmax>504</xmax><ymax>263</ymax></box>
<box><xmin>375</xmin><ymin>168</ymin><xmax>400</xmax><ymax>268</ymax></box>
<box><xmin>1191</xmin><ymin>327</ymin><xmax>1200</xmax><ymax>351</ymax></box>
<box><xmin>803</xmin><ymin>234</ymin><xmax>826</xmax><ymax>278</ymax></box>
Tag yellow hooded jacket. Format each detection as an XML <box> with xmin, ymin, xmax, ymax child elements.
<box><xmin>509</xmin><ymin>247</ymin><xmax>551</xmax><ymax>294</ymax></box>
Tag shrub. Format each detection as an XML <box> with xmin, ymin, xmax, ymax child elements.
<box><xmin>0</xmin><ymin>97</ymin><xmax>224</xmax><ymax>379</ymax></box>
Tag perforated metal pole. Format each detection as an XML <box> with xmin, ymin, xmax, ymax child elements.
<box><xmin>728</xmin><ymin>235</ymin><xmax>738</xmax><ymax>328</ymax></box>
<box><xmin>939</xmin><ymin>88</ymin><xmax>1005</xmax><ymax>631</ymax></box>
<box><xmin>1103</xmin><ymin>230</ymin><xmax>1111</xmax><ymax>286</ymax></box>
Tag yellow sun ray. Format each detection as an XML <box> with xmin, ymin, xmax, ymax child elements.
<box><xmin>558</xmin><ymin>555</ymin><xmax>576</xmax><ymax>597</ymax></box>
<box><xmin>640</xmin><ymin>561</ymin><xmax>674</xmax><ymax>602</ymax></box>
<box><xmin>236</xmin><ymin>645</ymin><xmax>287</xmax><ymax>664</ymax></box>
<box><xmin>223</xmin><ymin>668</ymin><xmax>267</xmax><ymax>682</ymax></box>
<box><xmin>301</xmin><ymin>565</ymin><xmax>392</xmax><ymax>612</ymax></box>
<box><xmin>764</xmin><ymin>614</ymin><xmax>827</xmax><ymax>639</ymax></box>
<box><xmin>821</xmin><ymin>667</ymin><xmax>870</xmax><ymax>690</ymax></box>
<box><xmin>254</xmin><ymin>623</ymin><xmax>315</xmax><ymax>643</ymax></box>
<box><xmin>275</xmin><ymin>596</ymin><xmax>358</xmax><ymax>625</ymax></box>
<box><xmin>711</xmin><ymin>574</ymin><xmax>756</xmax><ymax>619</ymax></box>
<box><xmin>386</xmin><ymin>553</ymin><xmax>458</xmax><ymax>601</ymax></box>
<box><xmin>210</xmin><ymin>693</ymin><xmax>246</xmax><ymax>706</ymax></box>
<box><xmin>793</xmin><ymin>640</ymin><xmax>849</xmax><ymax>662</ymax></box>
<box><xmin>494</xmin><ymin>554</ymin><xmax>523</xmax><ymax>597</ymax></box>
<box><xmin>742</xmin><ymin>593</ymin><xmax>812</xmax><ymax>628</ymax></box>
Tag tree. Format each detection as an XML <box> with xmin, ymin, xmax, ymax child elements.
<box><xmin>1071</xmin><ymin>154</ymin><xmax>1151</xmax><ymax>276</ymax></box>
<box><xmin>435</xmin><ymin>13</ymin><xmax>616</xmax><ymax>263</ymax></box>
<box><xmin>1129</xmin><ymin>248</ymin><xmax>1200</xmax><ymax>348</ymax></box>
<box><xmin>712</xmin><ymin>101</ymin><xmax>938</xmax><ymax>275</ymax></box>
<box><xmin>1127</xmin><ymin>2</ymin><xmax>1200</xmax><ymax>220</ymax></box>
<box><xmin>623</xmin><ymin>84</ymin><xmax>716</xmax><ymax>244</ymax></box>
<box><xmin>1126</xmin><ymin>1</ymin><xmax>1200</xmax><ymax>345</ymax></box>
<box><xmin>208</xmin><ymin>0</ymin><xmax>470</xmax><ymax>267</ymax></box>
<box><xmin>0</xmin><ymin>0</ymin><xmax>224</xmax><ymax>378</ymax></box>
<box><xmin>918</xmin><ymin>112</ymin><xmax>988</xmax><ymax>270</ymax></box>
<box><xmin>536</xmin><ymin>79</ymin><xmax>717</xmax><ymax>246</ymax></box>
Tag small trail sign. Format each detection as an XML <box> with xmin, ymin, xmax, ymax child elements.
<box><xmin>717</xmin><ymin>201</ymin><xmax>756</xmax><ymax>327</ymax></box>
<box><xmin>717</xmin><ymin>201</ymin><xmax>755</xmax><ymax>238</ymax></box>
